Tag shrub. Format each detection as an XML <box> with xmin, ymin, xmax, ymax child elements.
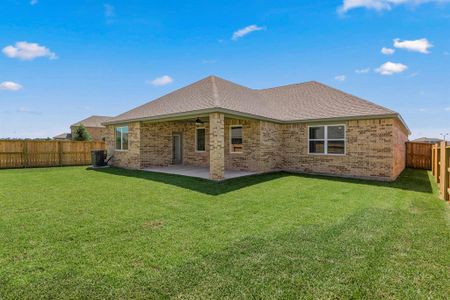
<box><xmin>72</xmin><ymin>124</ymin><xmax>92</xmax><ymax>141</ymax></box>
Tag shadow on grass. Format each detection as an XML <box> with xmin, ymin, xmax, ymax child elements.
<box><xmin>126</xmin><ymin>206</ymin><xmax>446</xmax><ymax>298</ymax></box>
<box><xmin>89</xmin><ymin>167</ymin><xmax>433</xmax><ymax>196</ymax></box>
<box><xmin>303</xmin><ymin>168</ymin><xmax>434</xmax><ymax>194</ymax></box>
<box><xmin>90</xmin><ymin>167</ymin><xmax>287</xmax><ymax>195</ymax></box>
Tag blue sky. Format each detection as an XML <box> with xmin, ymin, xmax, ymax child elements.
<box><xmin>0</xmin><ymin>0</ymin><xmax>449</xmax><ymax>139</ymax></box>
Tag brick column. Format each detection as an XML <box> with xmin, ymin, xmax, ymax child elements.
<box><xmin>209</xmin><ymin>112</ymin><xmax>225</xmax><ymax>180</ymax></box>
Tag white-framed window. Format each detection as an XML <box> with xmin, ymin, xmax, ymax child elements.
<box><xmin>195</xmin><ymin>127</ymin><xmax>206</xmax><ymax>152</ymax></box>
<box><xmin>115</xmin><ymin>126</ymin><xmax>129</xmax><ymax>151</ymax></box>
<box><xmin>230</xmin><ymin>125</ymin><xmax>243</xmax><ymax>153</ymax></box>
<box><xmin>308</xmin><ymin>124</ymin><xmax>345</xmax><ymax>155</ymax></box>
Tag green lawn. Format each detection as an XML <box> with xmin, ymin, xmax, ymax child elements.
<box><xmin>0</xmin><ymin>167</ymin><xmax>449</xmax><ymax>299</ymax></box>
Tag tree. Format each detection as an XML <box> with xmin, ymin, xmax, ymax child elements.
<box><xmin>72</xmin><ymin>124</ymin><xmax>92</xmax><ymax>141</ymax></box>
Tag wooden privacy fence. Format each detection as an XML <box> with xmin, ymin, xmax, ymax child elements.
<box><xmin>431</xmin><ymin>141</ymin><xmax>450</xmax><ymax>201</ymax></box>
<box><xmin>0</xmin><ymin>140</ymin><xmax>105</xmax><ymax>169</ymax></box>
<box><xmin>406</xmin><ymin>142</ymin><xmax>433</xmax><ymax>170</ymax></box>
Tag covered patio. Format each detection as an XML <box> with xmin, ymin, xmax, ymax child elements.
<box><xmin>138</xmin><ymin>112</ymin><xmax>240</xmax><ymax>181</ymax></box>
<box><xmin>142</xmin><ymin>165</ymin><xmax>257</xmax><ymax>180</ymax></box>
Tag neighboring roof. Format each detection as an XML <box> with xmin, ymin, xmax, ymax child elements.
<box><xmin>71</xmin><ymin>115</ymin><xmax>111</xmax><ymax>128</ymax></box>
<box><xmin>411</xmin><ymin>137</ymin><xmax>443</xmax><ymax>144</ymax></box>
<box><xmin>53</xmin><ymin>133</ymin><xmax>72</xmax><ymax>140</ymax></box>
<box><xmin>104</xmin><ymin>76</ymin><xmax>406</xmax><ymax>130</ymax></box>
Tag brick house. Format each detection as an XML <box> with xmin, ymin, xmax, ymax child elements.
<box><xmin>70</xmin><ymin>115</ymin><xmax>111</xmax><ymax>141</ymax></box>
<box><xmin>103</xmin><ymin>76</ymin><xmax>409</xmax><ymax>181</ymax></box>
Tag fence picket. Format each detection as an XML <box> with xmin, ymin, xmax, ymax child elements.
<box><xmin>406</xmin><ymin>142</ymin><xmax>433</xmax><ymax>170</ymax></box>
<box><xmin>431</xmin><ymin>142</ymin><xmax>450</xmax><ymax>201</ymax></box>
<box><xmin>0</xmin><ymin>140</ymin><xmax>105</xmax><ymax>169</ymax></box>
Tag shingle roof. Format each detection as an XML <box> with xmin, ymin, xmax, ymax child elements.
<box><xmin>53</xmin><ymin>133</ymin><xmax>72</xmax><ymax>140</ymax></box>
<box><xmin>71</xmin><ymin>115</ymin><xmax>111</xmax><ymax>128</ymax></box>
<box><xmin>104</xmin><ymin>76</ymin><xmax>403</xmax><ymax>126</ymax></box>
<box><xmin>258</xmin><ymin>81</ymin><xmax>397</xmax><ymax>120</ymax></box>
<box><xmin>411</xmin><ymin>137</ymin><xmax>443</xmax><ymax>144</ymax></box>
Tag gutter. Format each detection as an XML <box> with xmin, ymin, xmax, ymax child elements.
<box><xmin>101</xmin><ymin>108</ymin><xmax>281</xmax><ymax>125</ymax></box>
<box><xmin>102</xmin><ymin>108</ymin><xmax>410</xmax><ymax>135</ymax></box>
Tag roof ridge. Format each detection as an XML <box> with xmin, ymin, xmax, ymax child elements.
<box><xmin>258</xmin><ymin>81</ymin><xmax>316</xmax><ymax>92</ymax></box>
<box><xmin>210</xmin><ymin>76</ymin><xmax>220</xmax><ymax>107</ymax></box>
<box><xmin>90</xmin><ymin>115</ymin><xmax>111</xmax><ymax>118</ymax></box>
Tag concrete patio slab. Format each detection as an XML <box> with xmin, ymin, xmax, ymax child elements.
<box><xmin>142</xmin><ymin>165</ymin><xmax>257</xmax><ymax>180</ymax></box>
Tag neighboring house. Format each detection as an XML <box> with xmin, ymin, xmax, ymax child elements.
<box><xmin>411</xmin><ymin>137</ymin><xmax>443</xmax><ymax>144</ymax></box>
<box><xmin>103</xmin><ymin>76</ymin><xmax>410</xmax><ymax>181</ymax></box>
<box><xmin>71</xmin><ymin>115</ymin><xmax>111</xmax><ymax>141</ymax></box>
<box><xmin>53</xmin><ymin>133</ymin><xmax>72</xmax><ymax>140</ymax></box>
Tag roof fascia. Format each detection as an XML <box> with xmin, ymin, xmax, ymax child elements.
<box><xmin>103</xmin><ymin>109</ymin><xmax>410</xmax><ymax>134</ymax></box>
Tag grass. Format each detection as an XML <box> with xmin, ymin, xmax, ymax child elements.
<box><xmin>0</xmin><ymin>167</ymin><xmax>449</xmax><ymax>299</ymax></box>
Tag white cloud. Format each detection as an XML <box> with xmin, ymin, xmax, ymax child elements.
<box><xmin>147</xmin><ymin>75</ymin><xmax>173</xmax><ymax>86</ymax></box>
<box><xmin>0</xmin><ymin>81</ymin><xmax>23</xmax><ymax>91</ymax></box>
<box><xmin>201</xmin><ymin>59</ymin><xmax>217</xmax><ymax>64</ymax></box>
<box><xmin>30</xmin><ymin>0</ymin><xmax>38</xmax><ymax>5</ymax></box>
<box><xmin>355</xmin><ymin>67</ymin><xmax>371</xmax><ymax>74</ymax></box>
<box><xmin>339</xmin><ymin>0</ymin><xmax>450</xmax><ymax>13</ymax></box>
<box><xmin>104</xmin><ymin>4</ymin><xmax>115</xmax><ymax>18</ymax></box>
<box><xmin>393</xmin><ymin>38</ymin><xmax>433</xmax><ymax>53</ymax></box>
<box><xmin>334</xmin><ymin>75</ymin><xmax>347</xmax><ymax>81</ymax></box>
<box><xmin>375</xmin><ymin>61</ymin><xmax>408</xmax><ymax>75</ymax></box>
<box><xmin>339</xmin><ymin>0</ymin><xmax>390</xmax><ymax>12</ymax></box>
<box><xmin>232</xmin><ymin>25</ymin><xmax>265</xmax><ymax>41</ymax></box>
<box><xmin>17</xmin><ymin>107</ymin><xmax>41</xmax><ymax>115</ymax></box>
<box><xmin>2</xmin><ymin>42</ymin><xmax>57</xmax><ymax>60</ymax></box>
<box><xmin>381</xmin><ymin>47</ymin><xmax>395</xmax><ymax>55</ymax></box>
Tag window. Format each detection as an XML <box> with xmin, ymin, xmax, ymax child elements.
<box><xmin>196</xmin><ymin>128</ymin><xmax>206</xmax><ymax>152</ymax></box>
<box><xmin>115</xmin><ymin>126</ymin><xmax>129</xmax><ymax>151</ymax></box>
<box><xmin>308</xmin><ymin>125</ymin><xmax>345</xmax><ymax>155</ymax></box>
<box><xmin>230</xmin><ymin>125</ymin><xmax>243</xmax><ymax>153</ymax></box>
<box><xmin>309</xmin><ymin>126</ymin><xmax>325</xmax><ymax>154</ymax></box>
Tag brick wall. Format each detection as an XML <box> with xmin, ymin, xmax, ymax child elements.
<box><xmin>105</xmin><ymin>122</ymin><xmax>141</xmax><ymax>169</ymax></box>
<box><xmin>105</xmin><ymin>116</ymin><xmax>407</xmax><ymax>181</ymax></box>
<box><xmin>392</xmin><ymin>118</ymin><xmax>409</xmax><ymax>179</ymax></box>
<box><xmin>281</xmin><ymin>118</ymin><xmax>404</xmax><ymax>180</ymax></box>
<box><xmin>140</xmin><ymin>121</ymin><xmax>209</xmax><ymax>168</ymax></box>
<box><xmin>224</xmin><ymin>118</ymin><xmax>260</xmax><ymax>171</ymax></box>
<box><xmin>259</xmin><ymin>121</ymin><xmax>283</xmax><ymax>172</ymax></box>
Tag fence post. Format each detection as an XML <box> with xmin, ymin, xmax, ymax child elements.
<box><xmin>406</xmin><ymin>142</ymin><xmax>410</xmax><ymax>168</ymax></box>
<box><xmin>434</xmin><ymin>145</ymin><xmax>438</xmax><ymax>176</ymax></box>
<box><xmin>89</xmin><ymin>142</ymin><xmax>93</xmax><ymax>164</ymax></box>
<box><xmin>431</xmin><ymin>145</ymin><xmax>435</xmax><ymax>176</ymax></box>
<box><xmin>436</xmin><ymin>146</ymin><xmax>441</xmax><ymax>183</ymax></box>
<box><xmin>447</xmin><ymin>146</ymin><xmax>450</xmax><ymax>201</ymax></box>
<box><xmin>22</xmin><ymin>140</ymin><xmax>28</xmax><ymax>167</ymax></box>
<box><xmin>58</xmin><ymin>141</ymin><xmax>63</xmax><ymax>166</ymax></box>
<box><xmin>439</xmin><ymin>142</ymin><xmax>449</xmax><ymax>201</ymax></box>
